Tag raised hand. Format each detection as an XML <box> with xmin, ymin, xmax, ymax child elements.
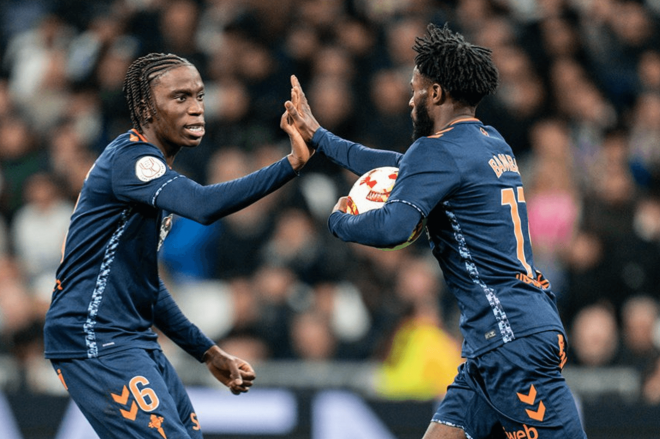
<box><xmin>281</xmin><ymin>107</ymin><xmax>314</xmax><ymax>172</ymax></box>
<box><xmin>284</xmin><ymin>75</ymin><xmax>321</xmax><ymax>144</ymax></box>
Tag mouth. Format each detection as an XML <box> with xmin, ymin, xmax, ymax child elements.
<box><xmin>184</xmin><ymin>124</ymin><xmax>205</xmax><ymax>138</ymax></box>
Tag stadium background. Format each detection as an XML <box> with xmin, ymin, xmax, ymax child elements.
<box><xmin>1</xmin><ymin>0</ymin><xmax>660</xmax><ymax>437</ymax></box>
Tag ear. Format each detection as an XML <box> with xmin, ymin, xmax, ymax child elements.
<box><xmin>140</xmin><ymin>100</ymin><xmax>153</xmax><ymax>123</ymax></box>
<box><xmin>431</xmin><ymin>83</ymin><xmax>445</xmax><ymax>105</ymax></box>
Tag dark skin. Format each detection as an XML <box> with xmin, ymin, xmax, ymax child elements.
<box><xmin>285</xmin><ymin>68</ymin><xmax>475</xmax><ymax>210</ymax></box>
<box><xmin>138</xmin><ymin>65</ymin><xmax>312</xmax><ymax>396</ymax></box>
<box><xmin>285</xmin><ymin>71</ymin><xmax>474</xmax><ymax>438</ymax></box>
<box><xmin>142</xmin><ymin>64</ymin><xmax>311</xmax><ymax>170</ymax></box>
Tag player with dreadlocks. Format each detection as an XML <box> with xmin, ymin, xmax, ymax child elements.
<box><xmin>285</xmin><ymin>24</ymin><xmax>587</xmax><ymax>438</ymax></box>
<box><xmin>44</xmin><ymin>53</ymin><xmax>312</xmax><ymax>438</ymax></box>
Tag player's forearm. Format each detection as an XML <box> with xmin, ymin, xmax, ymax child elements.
<box><xmin>155</xmin><ymin>157</ymin><xmax>296</xmax><ymax>224</ymax></box>
<box><xmin>154</xmin><ymin>283</ymin><xmax>214</xmax><ymax>361</ymax></box>
<box><xmin>328</xmin><ymin>202</ymin><xmax>421</xmax><ymax>247</ymax></box>
<box><xmin>312</xmin><ymin>128</ymin><xmax>401</xmax><ymax>176</ymax></box>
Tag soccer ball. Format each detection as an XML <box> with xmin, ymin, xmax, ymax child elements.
<box><xmin>346</xmin><ymin>167</ymin><xmax>426</xmax><ymax>250</ymax></box>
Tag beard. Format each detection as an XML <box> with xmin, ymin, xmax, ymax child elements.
<box><xmin>412</xmin><ymin>99</ymin><xmax>434</xmax><ymax>141</ymax></box>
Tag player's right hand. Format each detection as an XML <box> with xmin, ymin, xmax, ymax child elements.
<box><xmin>332</xmin><ymin>196</ymin><xmax>349</xmax><ymax>213</ymax></box>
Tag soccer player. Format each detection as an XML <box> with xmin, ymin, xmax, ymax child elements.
<box><xmin>285</xmin><ymin>24</ymin><xmax>587</xmax><ymax>439</ymax></box>
<box><xmin>44</xmin><ymin>53</ymin><xmax>312</xmax><ymax>439</ymax></box>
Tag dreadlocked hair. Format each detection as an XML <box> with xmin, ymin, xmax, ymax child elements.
<box><xmin>413</xmin><ymin>23</ymin><xmax>499</xmax><ymax>107</ymax></box>
<box><xmin>122</xmin><ymin>53</ymin><xmax>192</xmax><ymax>133</ymax></box>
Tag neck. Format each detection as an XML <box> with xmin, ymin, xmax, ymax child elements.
<box><xmin>434</xmin><ymin>104</ymin><xmax>476</xmax><ymax>132</ymax></box>
<box><xmin>140</xmin><ymin>127</ymin><xmax>180</xmax><ymax>167</ymax></box>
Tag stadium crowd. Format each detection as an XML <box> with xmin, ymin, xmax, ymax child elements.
<box><xmin>1</xmin><ymin>0</ymin><xmax>660</xmax><ymax>403</ymax></box>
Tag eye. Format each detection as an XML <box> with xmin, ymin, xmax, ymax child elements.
<box><xmin>175</xmin><ymin>95</ymin><xmax>186</xmax><ymax>102</ymax></box>
<box><xmin>197</xmin><ymin>92</ymin><xmax>205</xmax><ymax>101</ymax></box>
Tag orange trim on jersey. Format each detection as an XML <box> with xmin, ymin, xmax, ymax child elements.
<box><xmin>57</xmin><ymin>369</ymin><xmax>68</xmax><ymax>391</ymax></box>
<box><xmin>516</xmin><ymin>272</ymin><xmax>550</xmax><ymax>289</ymax></box>
<box><xmin>449</xmin><ymin>117</ymin><xmax>479</xmax><ymax>126</ymax></box>
<box><xmin>130</xmin><ymin>129</ymin><xmax>148</xmax><ymax>143</ymax></box>
<box><xmin>427</xmin><ymin>127</ymin><xmax>454</xmax><ymax>139</ymax></box>
<box><xmin>427</xmin><ymin>117</ymin><xmax>481</xmax><ymax>139</ymax></box>
<box><xmin>558</xmin><ymin>334</ymin><xmax>567</xmax><ymax>370</ymax></box>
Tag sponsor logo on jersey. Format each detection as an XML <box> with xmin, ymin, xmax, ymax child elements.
<box><xmin>503</xmin><ymin>424</ymin><xmax>539</xmax><ymax>439</ymax></box>
<box><xmin>136</xmin><ymin>156</ymin><xmax>166</xmax><ymax>182</ymax></box>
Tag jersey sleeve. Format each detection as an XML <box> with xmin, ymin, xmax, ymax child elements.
<box><xmin>388</xmin><ymin>137</ymin><xmax>461</xmax><ymax>217</ymax></box>
<box><xmin>154</xmin><ymin>157</ymin><xmax>296</xmax><ymax>224</ymax></box>
<box><xmin>154</xmin><ymin>280</ymin><xmax>215</xmax><ymax>362</ymax></box>
<box><xmin>327</xmin><ymin>137</ymin><xmax>460</xmax><ymax>248</ymax></box>
<box><xmin>312</xmin><ymin>128</ymin><xmax>403</xmax><ymax>176</ymax></box>
<box><xmin>111</xmin><ymin>142</ymin><xmax>179</xmax><ymax>206</ymax></box>
<box><xmin>111</xmin><ymin>141</ymin><xmax>298</xmax><ymax>225</ymax></box>
<box><xmin>328</xmin><ymin>201</ymin><xmax>422</xmax><ymax>248</ymax></box>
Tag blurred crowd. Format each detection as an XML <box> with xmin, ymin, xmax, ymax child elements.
<box><xmin>1</xmin><ymin>0</ymin><xmax>660</xmax><ymax>403</ymax></box>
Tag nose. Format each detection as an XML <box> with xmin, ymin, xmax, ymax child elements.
<box><xmin>409</xmin><ymin>95</ymin><xmax>414</xmax><ymax>108</ymax></box>
<box><xmin>189</xmin><ymin>99</ymin><xmax>204</xmax><ymax>115</ymax></box>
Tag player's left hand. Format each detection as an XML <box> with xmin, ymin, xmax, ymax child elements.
<box><xmin>332</xmin><ymin>197</ymin><xmax>349</xmax><ymax>213</ymax></box>
<box><xmin>281</xmin><ymin>108</ymin><xmax>314</xmax><ymax>172</ymax></box>
<box><xmin>204</xmin><ymin>345</ymin><xmax>256</xmax><ymax>395</ymax></box>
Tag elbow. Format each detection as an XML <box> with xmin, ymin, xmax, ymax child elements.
<box><xmin>192</xmin><ymin>213</ymin><xmax>216</xmax><ymax>226</ymax></box>
<box><xmin>380</xmin><ymin>225</ymin><xmax>414</xmax><ymax>247</ymax></box>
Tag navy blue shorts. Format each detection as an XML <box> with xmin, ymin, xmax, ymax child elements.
<box><xmin>433</xmin><ymin>331</ymin><xmax>587</xmax><ymax>439</ymax></box>
<box><xmin>51</xmin><ymin>348</ymin><xmax>202</xmax><ymax>439</ymax></box>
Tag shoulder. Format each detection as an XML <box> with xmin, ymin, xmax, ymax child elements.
<box><xmin>107</xmin><ymin>130</ymin><xmax>169</xmax><ymax>182</ymax></box>
<box><xmin>109</xmin><ymin>130</ymin><xmax>165</xmax><ymax>165</ymax></box>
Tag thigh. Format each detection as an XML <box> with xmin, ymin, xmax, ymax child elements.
<box><xmin>431</xmin><ymin>363</ymin><xmax>507</xmax><ymax>439</ymax></box>
<box><xmin>52</xmin><ymin>349</ymin><xmax>200</xmax><ymax>439</ymax></box>
<box><xmin>476</xmin><ymin>331</ymin><xmax>587</xmax><ymax>439</ymax></box>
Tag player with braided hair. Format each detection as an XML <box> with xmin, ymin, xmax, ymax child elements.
<box><xmin>44</xmin><ymin>53</ymin><xmax>312</xmax><ymax>438</ymax></box>
<box><xmin>123</xmin><ymin>53</ymin><xmax>192</xmax><ymax>134</ymax></box>
<box><xmin>285</xmin><ymin>24</ymin><xmax>587</xmax><ymax>438</ymax></box>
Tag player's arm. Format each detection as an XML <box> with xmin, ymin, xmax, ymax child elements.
<box><xmin>312</xmin><ymin>128</ymin><xmax>401</xmax><ymax>176</ymax></box>
<box><xmin>284</xmin><ymin>75</ymin><xmax>402</xmax><ymax>176</ymax></box>
<box><xmin>328</xmin><ymin>138</ymin><xmax>458</xmax><ymax>248</ymax></box>
<box><xmin>153</xmin><ymin>158</ymin><xmax>295</xmax><ymax>225</ymax></box>
<box><xmin>153</xmin><ymin>280</ymin><xmax>215</xmax><ymax>361</ymax></box>
<box><xmin>114</xmin><ymin>113</ymin><xmax>312</xmax><ymax>225</ymax></box>
<box><xmin>328</xmin><ymin>200</ymin><xmax>423</xmax><ymax>248</ymax></box>
<box><xmin>154</xmin><ymin>281</ymin><xmax>255</xmax><ymax>394</ymax></box>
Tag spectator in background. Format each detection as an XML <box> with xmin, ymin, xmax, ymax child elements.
<box><xmin>619</xmin><ymin>296</ymin><xmax>660</xmax><ymax>377</ymax></box>
<box><xmin>376</xmin><ymin>256</ymin><xmax>463</xmax><ymax>401</ymax></box>
<box><xmin>0</xmin><ymin>116</ymin><xmax>48</xmax><ymax>220</ymax></box>
<box><xmin>289</xmin><ymin>310</ymin><xmax>337</xmax><ymax>361</ymax></box>
<box><xmin>568</xmin><ymin>303</ymin><xmax>622</xmax><ymax>367</ymax></box>
<box><xmin>10</xmin><ymin>173</ymin><xmax>74</xmax><ymax>300</ymax></box>
<box><xmin>363</xmin><ymin>69</ymin><xmax>414</xmax><ymax>153</ymax></box>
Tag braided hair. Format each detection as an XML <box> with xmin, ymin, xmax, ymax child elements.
<box><xmin>413</xmin><ymin>23</ymin><xmax>499</xmax><ymax>107</ymax></box>
<box><xmin>122</xmin><ymin>53</ymin><xmax>193</xmax><ymax>133</ymax></box>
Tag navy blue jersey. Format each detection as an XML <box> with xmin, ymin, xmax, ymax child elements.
<box><xmin>317</xmin><ymin>119</ymin><xmax>565</xmax><ymax>358</ymax></box>
<box><xmin>45</xmin><ymin>129</ymin><xmax>297</xmax><ymax>360</ymax></box>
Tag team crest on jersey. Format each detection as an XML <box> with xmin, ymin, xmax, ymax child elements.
<box><xmin>136</xmin><ymin>156</ymin><xmax>166</xmax><ymax>182</ymax></box>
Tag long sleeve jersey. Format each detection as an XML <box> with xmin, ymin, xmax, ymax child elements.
<box><xmin>44</xmin><ymin>129</ymin><xmax>297</xmax><ymax>361</ymax></box>
<box><xmin>316</xmin><ymin>120</ymin><xmax>565</xmax><ymax>358</ymax></box>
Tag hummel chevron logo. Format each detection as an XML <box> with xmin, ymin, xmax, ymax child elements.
<box><xmin>111</xmin><ymin>385</ymin><xmax>138</xmax><ymax>421</ymax></box>
<box><xmin>111</xmin><ymin>386</ymin><xmax>130</xmax><ymax>404</ymax></box>
<box><xmin>517</xmin><ymin>384</ymin><xmax>546</xmax><ymax>422</ymax></box>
